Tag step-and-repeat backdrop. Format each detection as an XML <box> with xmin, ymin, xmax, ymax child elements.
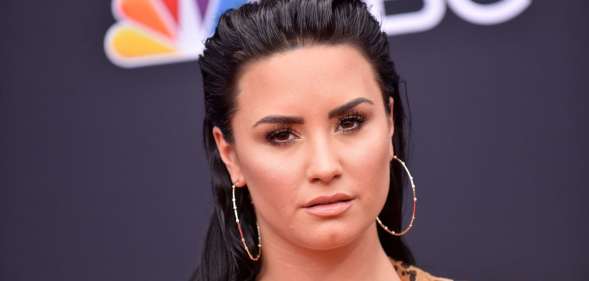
<box><xmin>2</xmin><ymin>0</ymin><xmax>587</xmax><ymax>280</ymax></box>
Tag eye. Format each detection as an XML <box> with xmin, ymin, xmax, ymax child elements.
<box><xmin>336</xmin><ymin>112</ymin><xmax>365</xmax><ymax>133</ymax></box>
<box><xmin>265</xmin><ymin>128</ymin><xmax>298</xmax><ymax>146</ymax></box>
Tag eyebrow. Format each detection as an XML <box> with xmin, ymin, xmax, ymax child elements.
<box><xmin>252</xmin><ymin>97</ymin><xmax>374</xmax><ymax>128</ymax></box>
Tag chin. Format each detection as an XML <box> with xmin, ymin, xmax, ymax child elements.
<box><xmin>295</xmin><ymin>221</ymin><xmax>365</xmax><ymax>251</ymax></box>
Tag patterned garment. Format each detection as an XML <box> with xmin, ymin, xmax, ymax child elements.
<box><xmin>390</xmin><ymin>259</ymin><xmax>452</xmax><ymax>281</ymax></box>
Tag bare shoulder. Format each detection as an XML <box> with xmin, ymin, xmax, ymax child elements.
<box><xmin>390</xmin><ymin>259</ymin><xmax>453</xmax><ymax>281</ymax></box>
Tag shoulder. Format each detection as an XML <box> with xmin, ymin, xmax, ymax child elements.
<box><xmin>390</xmin><ymin>259</ymin><xmax>453</xmax><ymax>281</ymax></box>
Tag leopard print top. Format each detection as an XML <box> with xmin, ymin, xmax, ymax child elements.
<box><xmin>390</xmin><ymin>259</ymin><xmax>452</xmax><ymax>281</ymax></box>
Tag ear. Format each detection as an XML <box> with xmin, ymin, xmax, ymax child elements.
<box><xmin>387</xmin><ymin>96</ymin><xmax>395</xmax><ymax>160</ymax></box>
<box><xmin>212</xmin><ymin>126</ymin><xmax>245</xmax><ymax>187</ymax></box>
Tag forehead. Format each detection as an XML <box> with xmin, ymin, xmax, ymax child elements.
<box><xmin>234</xmin><ymin>44</ymin><xmax>382</xmax><ymax>119</ymax></box>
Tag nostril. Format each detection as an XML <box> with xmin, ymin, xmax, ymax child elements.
<box><xmin>310</xmin><ymin>172</ymin><xmax>340</xmax><ymax>184</ymax></box>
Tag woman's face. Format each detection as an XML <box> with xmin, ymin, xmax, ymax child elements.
<box><xmin>213</xmin><ymin>44</ymin><xmax>395</xmax><ymax>250</ymax></box>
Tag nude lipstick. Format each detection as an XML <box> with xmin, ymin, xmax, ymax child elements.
<box><xmin>303</xmin><ymin>193</ymin><xmax>354</xmax><ymax>217</ymax></box>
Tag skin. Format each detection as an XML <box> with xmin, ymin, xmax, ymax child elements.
<box><xmin>213</xmin><ymin>44</ymin><xmax>400</xmax><ymax>281</ymax></box>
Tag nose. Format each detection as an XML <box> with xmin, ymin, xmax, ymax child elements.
<box><xmin>305</xmin><ymin>133</ymin><xmax>342</xmax><ymax>184</ymax></box>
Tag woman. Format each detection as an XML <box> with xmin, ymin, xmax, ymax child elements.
<box><xmin>193</xmin><ymin>0</ymin><xmax>450</xmax><ymax>280</ymax></box>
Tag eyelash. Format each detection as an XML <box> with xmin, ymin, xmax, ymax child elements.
<box><xmin>265</xmin><ymin>111</ymin><xmax>366</xmax><ymax>146</ymax></box>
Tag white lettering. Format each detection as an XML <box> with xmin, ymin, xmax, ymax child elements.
<box><xmin>372</xmin><ymin>0</ymin><xmax>532</xmax><ymax>36</ymax></box>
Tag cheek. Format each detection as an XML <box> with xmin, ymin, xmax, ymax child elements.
<box><xmin>349</xmin><ymin>135</ymin><xmax>390</xmax><ymax>174</ymax></box>
<box><xmin>344</xmin><ymin>125</ymin><xmax>391</xmax><ymax>209</ymax></box>
<box><xmin>236</xmin><ymin>146</ymin><xmax>303</xmax><ymax>220</ymax></box>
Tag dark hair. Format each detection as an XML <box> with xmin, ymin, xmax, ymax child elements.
<box><xmin>193</xmin><ymin>0</ymin><xmax>414</xmax><ymax>280</ymax></box>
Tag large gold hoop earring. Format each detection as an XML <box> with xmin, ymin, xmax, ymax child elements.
<box><xmin>376</xmin><ymin>155</ymin><xmax>417</xmax><ymax>236</ymax></box>
<box><xmin>232</xmin><ymin>183</ymin><xmax>262</xmax><ymax>261</ymax></box>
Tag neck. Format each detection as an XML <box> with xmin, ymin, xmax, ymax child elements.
<box><xmin>255</xmin><ymin>223</ymin><xmax>400</xmax><ymax>281</ymax></box>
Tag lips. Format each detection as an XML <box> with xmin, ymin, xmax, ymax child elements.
<box><xmin>303</xmin><ymin>193</ymin><xmax>354</xmax><ymax>217</ymax></box>
<box><xmin>303</xmin><ymin>193</ymin><xmax>354</xmax><ymax>208</ymax></box>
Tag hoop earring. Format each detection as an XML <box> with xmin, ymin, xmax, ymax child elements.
<box><xmin>232</xmin><ymin>183</ymin><xmax>262</xmax><ymax>261</ymax></box>
<box><xmin>376</xmin><ymin>155</ymin><xmax>417</xmax><ymax>236</ymax></box>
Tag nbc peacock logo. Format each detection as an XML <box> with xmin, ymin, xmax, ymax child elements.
<box><xmin>105</xmin><ymin>0</ymin><xmax>531</xmax><ymax>68</ymax></box>
<box><xmin>105</xmin><ymin>0</ymin><xmax>247</xmax><ymax>68</ymax></box>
